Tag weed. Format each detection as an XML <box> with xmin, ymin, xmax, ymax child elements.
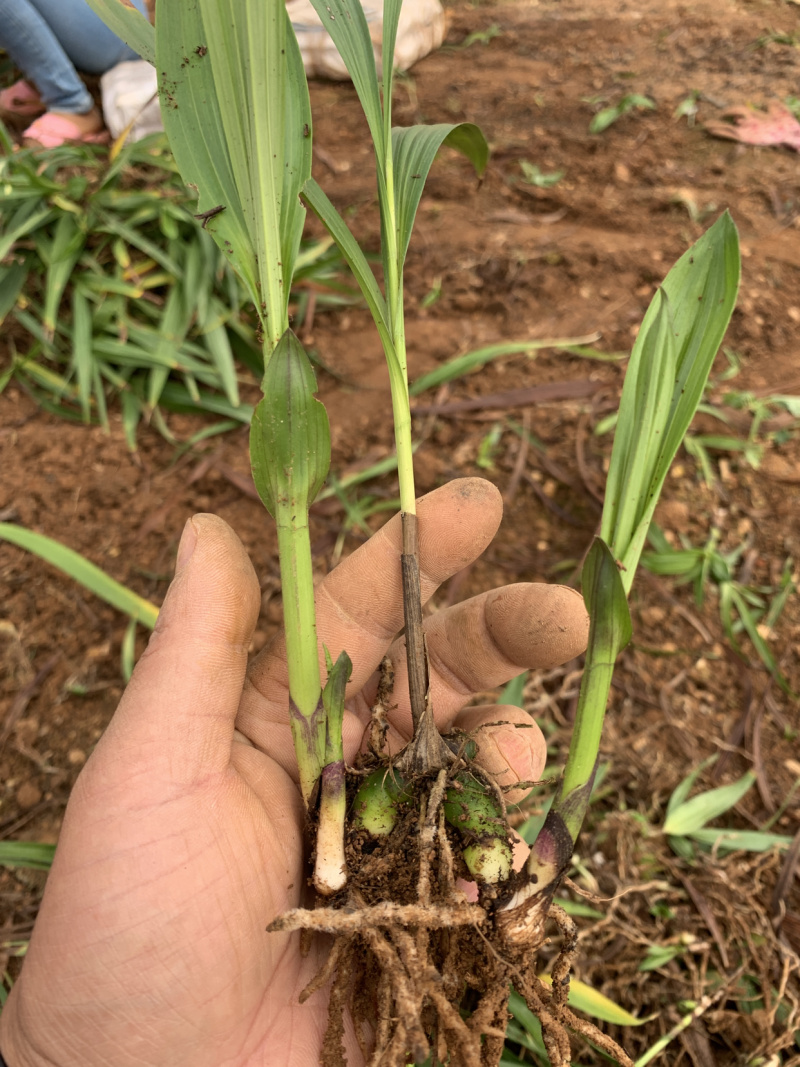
<box><xmin>519</xmin><ymin>161</ymin><xmax>564</xmax><ymax>188</ymax></box>
<box><xmin>642</xmin><ymin>524</ymin><xmax>796</xmax><ymax>692</ymax></box>
<box><xmin>662</xmin><ymin>757</ymin><xmax>793</xmax><ymax>859</ymax></box>
<box><xmin>0</xmin><ymin>128</ymin><xmax>352</xmax><ymax>445</ymax></box>
<box><xmin>674</xmin><ymin>90</ymin><xmax>701</xmax><ymax>126</ymax></box>
<box><xmin>445</xmin><ymin>24</ymin><xmax>502</xmax><ymax>50</ymax></box>
<box><xmin>589</xmin><ymin>93</ymin><xmax>656</xmax><ymax>134</ymax></box>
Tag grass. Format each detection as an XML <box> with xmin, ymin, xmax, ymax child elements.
<box><xmin>0</xmin><ymin>125</ymin><xmax>354</xmax><ymax>446</ymax></box>
<box><xmin>642</xmin><ymin>523</ymin><xmax>796</xmax><ymax>694</ymax></box>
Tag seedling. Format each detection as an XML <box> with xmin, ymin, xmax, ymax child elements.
<box><xmin>674</xmin><ymin>90</ymin><xmax>701</xmax><ymax>126</ymax></box>
<box><xmin>444</xmin><ymin>23</ymin><xmax>503</xmax><ymax>50</ymax></box>
<box><xmin>662</xmin><ymin>758</ymin><xmax>795</xmax><ymax>858</ymax></box>
<box><xmin>88</xmin><ymin>2</ymin><xmax>739</xmax><ymax>1063</ymax></box>
<box><xmin>642</xmin><ymin>524</ymin><xmax>796</xmax><ymax>693</ymax></box>
<box><xmin>519</xmin><ymin>161</ymin><xmax>565</xmax><ymax>188</ymax></box>
<box><xmin>590</xmin><ymin>93</ymin><xmax>656</xmax><ymax>134</ymax></box>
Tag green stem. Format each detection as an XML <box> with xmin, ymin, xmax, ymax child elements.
<box><xmin>276</xmin><ymin>512</ymin><xmax>325</xmax><ymax>803</ymax></box>
<box><xmin>557</xmin><ymin>652</ymin><xmax>615</xmax><ymax>827</ymax></box>
<box><xmin>388</xmin><ymin>355</ymin><xmax>416</xmax><ymax>515</ymax></box>
<box><xmin>552</xmin><ymin>538</ymin><xmax>631</xmax><ymax>838</ymax></box>
<box><xmin>378</xmin><ymin>69</ymin><xmax>416</xmax><ymax>517</ymax></box>
<box><xmin>314</xmin><ymin>649</ymin><xmax>352</xmax><ymax>895</ymax></box>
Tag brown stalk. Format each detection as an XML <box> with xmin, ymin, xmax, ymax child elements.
<box><xmin>395</xmin><ymin>511</ymin><xmax>454</xmax><ymax>776</ymax></box>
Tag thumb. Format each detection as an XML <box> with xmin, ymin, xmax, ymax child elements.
<box><xmin>102</xmin><ymin>514</ymin><xmax>261</xmax><ymax>785</ymax></box>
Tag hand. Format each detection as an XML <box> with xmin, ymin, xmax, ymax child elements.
<box><xmin>0</xmin><ymin>478</ymin><xmax>588</xmax><ymax>1067</ymax></box>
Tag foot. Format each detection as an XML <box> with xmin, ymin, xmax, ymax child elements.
<box><xmin>22</xmin><ymin>107</ymin><xmax>109</xmax><ymax>149</ymax></box>
<box><xmin>51</xmin><ymin>106</ymin><xmax>105</xmax><ymax>136</ymax></box>
<box><xmin>0</xmin><ymin>80</ymin><xmax>45</xmax><ymax>124</ymax></box>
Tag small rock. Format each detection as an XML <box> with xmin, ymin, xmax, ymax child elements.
<box><xmin>16</xmin><ymin>781</ymin><xmax>42</xmax><ymax>810</ymax></box>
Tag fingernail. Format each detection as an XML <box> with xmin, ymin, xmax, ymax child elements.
<box><xmin>176</xmin><ymin>517</ymin><xmax>198</xmax><ymax>572</ymax></box>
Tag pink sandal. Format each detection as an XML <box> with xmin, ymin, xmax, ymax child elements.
<box><xmin>705</xmin><ymin>101</ymin><xmax>800</xmax><ymax>153</ymax></box>
<box><xmin>22</xmin><ymin>112</ymin><xmax>110</xmax><ymax>149</ymax></box>
<box><xmin>0</xmin><ymin>79</ymin><xmax>45</xmax><ymax>123</ymax></box>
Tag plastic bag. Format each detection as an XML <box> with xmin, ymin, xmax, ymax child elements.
<box><xmin>100</xmin><ymin>60</ymin><xmax>161</xmax><ymax>142</ymax></box>
<box><xmin>287</xmin><ymin>0</ymin><xmax>446</xmax><ymax>79</ymax></box>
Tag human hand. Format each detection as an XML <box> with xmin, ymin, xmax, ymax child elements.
<box><xmin>0</xmin><ymin>478</ymin><xmax>588</xmax><ymax>1067</ymax></box>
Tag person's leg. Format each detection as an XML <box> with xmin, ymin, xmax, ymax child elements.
<box><xmin>26</xmin><ymin>0</ymin><xmax>149</xmax><ymax>74</ymax></box>
<box><xmin>0</xmin><ymin>0</ymin><xmax>94</xmax><ymax>113</ymax></box>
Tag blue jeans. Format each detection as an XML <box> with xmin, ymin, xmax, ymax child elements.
<box><xmin>0</xmin><ymin>0</ymin><xmax>148</xmax><ymax>114</ymax></box>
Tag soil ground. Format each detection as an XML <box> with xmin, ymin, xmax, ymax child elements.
<box><xmin>2</xmin><ymin>0</ymin><xmax>800</xmax><ymax>1062</ymax></box>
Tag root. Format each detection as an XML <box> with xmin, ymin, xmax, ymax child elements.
<box><xmin>272</xmin><ymin>770</ymin><xmax>634</xmax><ymax>1067</ymax></box>
<box><xmin>268</xmin><ymin>900</ymin><xmax>485</xmax><ymax>934</ymax></box>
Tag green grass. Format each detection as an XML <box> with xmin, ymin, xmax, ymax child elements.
<box><xmin>0</xmin><ymin>126</ymin><xmax>354</xmax><ymax>446</ymax></box>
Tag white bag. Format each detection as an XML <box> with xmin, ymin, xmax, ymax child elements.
<box><xmin>101</xmin><ymin>60</ymin><xmax>162</xmax><ymax>142</ymax></box>
<box><xmin>287</xmin><ymin>0</ymin><xmax>447</xmax><ymax>79</ymax></box>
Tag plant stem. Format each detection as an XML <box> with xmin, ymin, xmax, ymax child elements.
<box><xmin>314</xmin><ymin>649</ymin><xmax>351</xmax><ymax>894</ymax></box>
<box><xmin>277</xmin><ymin>517</ymin><xmax>326</xmax><ymax>803</ymax></box>
<box><xmin>376</xmin><ymin>67</ymin><xmax>434</xmax><ymax>755</ymax></box>
<box><xmin>396</xmin><ymin>513</ymin><xmax>453</xmax><ymax>775</ymax></box>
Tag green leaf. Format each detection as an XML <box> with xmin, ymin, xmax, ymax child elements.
<box><xmin>730</xmin><ymin>586</ymin><xmax>793</xmax><ymax>695</ymax></box>
<box><xmin>84</xmin><ymin>0</ymin><xmax>155</xmax><ymax>64</ymax></box>
<box><xmin>0</xmin><ymin>841</ymin><xmax>56</xmax><ymax>871</ymax></box>
<box><xmin>665</xmin><ymin>755</ymin><xmax>718</xmax><ymax>819</ymax></box>
<box><xmin>158</xmin><ymin>381</ymin><xmax>253</xmax><ymax>422</ymax></box>
<box><xmin>301</xmin><ymin>177</ymin><xmax>397</xmax><ymax>369</ymax></box>
<box><xmin>590</xmin><ymin>106</ymin><xmax>621</xmax><ymax>134</ymax></box>
<box><xmin>306</xmin><ymin>0</ymin><xmax>385</xmax><ymax>169</ymax></box>
<box><xmin>155</xmin><ymin>0</ymin><xmax>311</xmax><ymax>345</ymax></box>
<box><xmin>538</xmin><ymin>974</ymin><xmax>645</xmax><ymax>1025</ymax></box>
<box><xmin>42</xmin><ymin>213</ymin><xmax>86</xmax><ymax>341</ymax></box>
<box><xmin>0</xmin><ymin>524</ymin><xmax>159</xmax><ymax>628</ymax></box>
<box><xmin>392</xmin><ymin>123</ymin><xmax>488</xmax><ymax>269</ymax></box>
<box><xmin>250</xmin><ymin>329</ymin><xmax>331</xmax><ymax>518</ymax></box>
<box><xmin>603</xmin><ymin>286</ymin><xmax>676</xmax><ymax>571</ymax></box>
<box><xmin>71</xmin><ymin>288</ymin><xmax>94</xmax><ymax>422</ymax></box>
<box><xmin>602</xmin><ymin>213</ymin><xmax>740</xmax><ymax>589</ymax></box>
<box><xmin>121</xmin><ymin>617</ymin><xmax>137</xmax><ymax>682</ymax></box>
<box><xmin>0</xmin><ymin>262</ymin><xmax>28</xmax><ymax>325</ymax></box>
<box><xmin>581</xmin><ymin>538</ymin><xmax>632</xmax><ymax>649</ymax></box>
<box><xmin>0</xmin><ymin>204</ymin><xmax>57</xmax><ymax>261</ymax></box>
<box><xmin>689</xmin><ymin>828</ymin><xmax>794</xmax><ymax>853</ymax></box>
<box><xmin>639</xmin><ymin>944</ymin><xmax>683</xmax><ymax>972</ymax></box>
<box><xmin>199</xmin><ymin>316</ymin><xmax>241</xmax><ymax>409</ymax></box>
<box><xmin>553</xmin><ymin>896</ymin><xmax>603</xmax><ymax>920</ymax></box>
<box><xmin>663</xmin><ymin>770</ymin><xmax>756</xmax><ymax>836</ymax></box>
<box><xmin>499</xmin><ymin>672</ymin><xmax>528</xmax><ymax>710</ymax></box>
<box><xmin>508</xmin><ymin>989</ymin><xmax>549</xmax><ymax>1059</ymax></box>
<box><xmin>322</xmin><ymin>649</ymin><xmax>353</xmax><ymax>765</ymax></box>
<box><xmin>409</xmin><ymin>338</ymin><xmax>595</xmax><ymax>396</ymax></box>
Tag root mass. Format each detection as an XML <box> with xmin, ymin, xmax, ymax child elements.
<box><xmin>268</xmin><ymin>766</ymin><xmax>634</xmax><ymax>1067</ymax></box>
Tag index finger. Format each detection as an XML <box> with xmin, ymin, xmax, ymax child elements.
<box><xmin>237</xmin><ymin>478</ymin><xmax>504</xmax><ymax>754</ymax></box>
